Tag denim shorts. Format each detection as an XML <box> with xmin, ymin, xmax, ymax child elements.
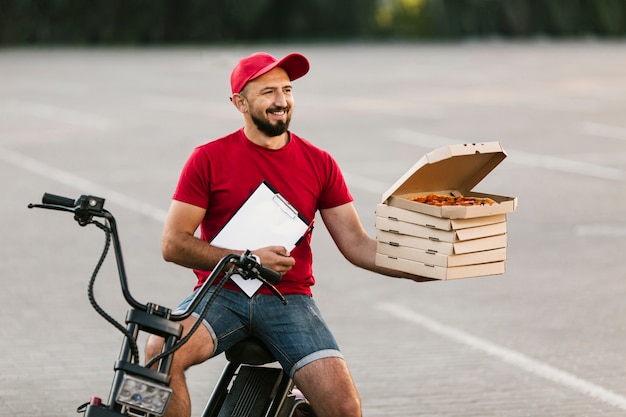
<box><xmin>175</xmin><ymin>287</ymin><xmax>343</xmax><ymax>378</ymax></box>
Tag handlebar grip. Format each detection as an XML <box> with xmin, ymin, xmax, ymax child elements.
<box><xmin>42</xmin><ymin>193</ymin><xmax>76</xmax><ymax>207</ymax></box>
<box><xmin>259</xmin><ymin>265</ymin><xmax>282</xmax><ymax>284</ymax></box>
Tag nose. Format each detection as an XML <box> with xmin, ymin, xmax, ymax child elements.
<box><xmin>273</xmin><ymin>91</ymin><xmax>288</xmax><ymax>107</ymax></box>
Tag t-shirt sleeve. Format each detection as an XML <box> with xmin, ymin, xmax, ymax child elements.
<box><xmin>318</xmin><ymin>152</ymin><xmax>354</xmax><ymax>210</ymax></box>
<box><xmin>172</xmin><ymin>146</ymin><xmax>211</xmax><ymax>209</ymax></box>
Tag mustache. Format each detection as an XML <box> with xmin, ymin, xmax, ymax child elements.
<box><xmin>267</xmin><ymin>106</ymin><xmax>290</xmax><ymax>113</ymax></box>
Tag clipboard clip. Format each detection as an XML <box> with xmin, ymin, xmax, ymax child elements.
<box><xmin>272</xmin><ymin>194</ymin><xmax>298</xmax><ymax>219</ymax></box>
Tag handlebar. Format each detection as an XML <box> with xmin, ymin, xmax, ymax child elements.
<box><xmin>29</xmin><ymin>191</ymin><xmax>287</xmax><ymax>386</ymax></box>
<box><xmin>28</xmin><ymin>192</ymin><xmax>285</xmax><ymax>313</ymax></box>
<box><xmin>42</xmin><ymin>192</ymin><xmax>76</xmax><ymax>207</ymax></box>
<box><xmin>236</xmin><ymin>252</ymin><xmax>282</xmax><ymax>285</ymax></box>
<box><xmin>261</xmin><ymin>265</ymin><xmax>282</xmax><ymax>285</ymax></box>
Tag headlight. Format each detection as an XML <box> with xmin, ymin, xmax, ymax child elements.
<box><xmin>115</xmin><ymin>374</ymin><xmax>172</xmax><ymax>416</ymax></box>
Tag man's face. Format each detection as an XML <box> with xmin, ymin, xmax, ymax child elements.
<box><xmin>240</xmin><ymin>67</ymin><xmax>294</xmax><ymax>137</ymax></box>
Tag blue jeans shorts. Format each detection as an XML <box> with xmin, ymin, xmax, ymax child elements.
<box><xmin>175</xmin><ymin>287</ymin><xmax>343</xmax><ymax>378</ymax></box>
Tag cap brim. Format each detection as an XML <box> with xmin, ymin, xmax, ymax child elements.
<box><xmin>248</xmin><ymin>53</ymin><xmax>310</xmax><ymax>87</ymax></box>
<box><xmin>231</xmin><ymin>52</ymin><xmax>311</xmax><ymax>94</ymax></box>
<box><xmin>274</xmin><ymin>53</ymin><xmax>310</xmax><ymax>82</ymax></box>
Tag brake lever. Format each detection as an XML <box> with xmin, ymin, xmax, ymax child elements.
<box><xmin>234</xmin><ymin>251</ymin><xmax>288</xmax><ymax>305</ymax></box>
<box><xmin>28</xmin><ymin>195</ymin><xmax>106</xmax><ymax>226</ymax></box>
<box><xmin>256</xmin><ymin>275</ymin><xmax>287</xmax><ymax>305</ymax></box>
<box><xmin>28</xmin><ymin>203</ymin><xmax>95</xmax><ymax>226</ymax></box>
<box><xmin>28</xmin><ymin>203</ymin><xmax>75</xmax><ymax>214</ymax></box>
<box><xmin>232</xmin><ymin>266</ymin><xmax>287</xmax><ymax>306</ymax></box>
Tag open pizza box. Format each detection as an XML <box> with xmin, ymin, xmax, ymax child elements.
<box><xmin>375</xmin><ymin>141</ymin><xmax>516</xmax><ymax>280</ymax></box>
<box><xmin>381</xmin><ymin>142</ymin><xmax>517</xmax><ymax>219</ymax></box>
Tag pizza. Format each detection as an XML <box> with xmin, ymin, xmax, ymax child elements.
<box><xmin>409</xmin><ymin>193</ymin><xmax>495</xmax><ymax>207</ymax></box>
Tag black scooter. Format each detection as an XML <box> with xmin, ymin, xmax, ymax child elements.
<box><xmin>29</xmin><ymin>193</ymin><xmax>316</xmax><ymax>417</ymax></box>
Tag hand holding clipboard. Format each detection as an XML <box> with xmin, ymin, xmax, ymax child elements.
<box><xmin>210</xmin><ymin>180</ymin><xmax>313</xmax><ymax>296</ymax></box>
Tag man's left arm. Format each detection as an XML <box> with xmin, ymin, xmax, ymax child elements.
<box><xmin>320</xmin><ymin>202</ymin><xmax>433</xmax><ymax>282</ymax></box>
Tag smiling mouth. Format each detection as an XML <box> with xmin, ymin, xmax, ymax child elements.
<box><xmin>268</xmin><ymin>108</ymin><xmax>288</xmax><ymax>117</ymax></box>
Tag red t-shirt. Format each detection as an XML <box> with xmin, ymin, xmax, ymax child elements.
<box><xmin>172</xmin><ymin>128</ymin><xmax>353</xmax><ymax>296</ymax></box>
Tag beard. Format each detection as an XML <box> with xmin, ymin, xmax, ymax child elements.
<box><xmin>250</xmin><ymin>107</ymin><xmax>291</xmax><ymax>137</ymax></box>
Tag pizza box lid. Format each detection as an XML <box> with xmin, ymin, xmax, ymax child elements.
<box><xmin>381</xmin><ymin>142</ymin><xmax>507</xmax><ymax>203</ymax></box>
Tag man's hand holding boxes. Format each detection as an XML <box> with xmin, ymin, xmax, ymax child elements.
<box><xmin>375</xmin><ymin>142</ymin><xmax>517</xmax><ymax>280</ymax></box>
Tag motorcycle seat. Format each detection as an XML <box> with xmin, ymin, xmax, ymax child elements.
<box><xmin>225</xmin><ymin>337</ymin><xmax>276</xmax><ymax>365</ymax></box>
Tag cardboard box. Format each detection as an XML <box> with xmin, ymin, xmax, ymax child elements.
<box><xmin>376</xmin><ymin>230</ymin><xmax>507</xmax><ymax>256</ymax></box>
<box><xmin>375</xmin><ymin>142</ymin><xmax>516</xmax><ymax>280</ymax></box>
<box><xmin>381</xmin><ymin>142</ymin><xmax>517</xmax><ymax>219</ymax></box>
<box><xmin>377</xmin><ymin>242</ymin><xmax>506</xmax><ymax>268</ymax></box>
<box><xmin>375</xmin><ymin>216</ymin><xmax>507</xmax><ymax>243</ymax></box>
<box><xmin>375</xmin><ymin>253</ymin><xmax>505</xmax><ymax>280</ymax></box>
<box><xmin>376</xmin><ymin>203</ymin><xmax>506</xmax><ymax>231</ymax></box>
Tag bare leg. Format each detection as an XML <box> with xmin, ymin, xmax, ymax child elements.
<box><xmin>145</xmin><ymin>317</ymin><xmax>214</xmax><ymax>417</ymax></box>
<box><xmin>293</xmin><ymin>357</ymin><xmax>362</xmax><ymax>417</ymax></box>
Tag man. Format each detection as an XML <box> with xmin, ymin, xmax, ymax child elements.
<box><xmin>145</xmin><ymin>52</ymin><xmax>429</xmax><ymax>417</ymax></box>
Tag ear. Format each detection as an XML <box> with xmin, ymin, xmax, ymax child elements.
<box><xmin>231</xmin><ymin>93</ymin><xmax>248</xmax><ymax>113</ymax></box>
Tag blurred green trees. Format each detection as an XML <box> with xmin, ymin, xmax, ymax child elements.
<box><xmin>376</xmin><ymin>0</ymin><xmax>625</xmax><ymax>38</ymax></box>
<box><xmin>0</xmin><ymin>0</ymin><xmax>623</xmax><ymax>45</ymax></box>
<box><xmin>0</xmin><ymin>0</ymin><xmax>377</xmax><ymax>44</ymax></box>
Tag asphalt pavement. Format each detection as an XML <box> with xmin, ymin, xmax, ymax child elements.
<box><xmin>1</xmin><ymin>41</ymin><xmax>626</xmax><ymax>417</ymax></box>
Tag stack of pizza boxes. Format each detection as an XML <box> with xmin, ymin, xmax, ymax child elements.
<box><xmin>375</xmin><ymin>142</ymin><xmax>517</xmax><ymax>280</ymax></box>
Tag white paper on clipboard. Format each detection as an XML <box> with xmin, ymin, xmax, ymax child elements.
<box><xmin>210</xmin><ymin>180</ymin><xmax>312</xmax><ymax>296</ymax></box>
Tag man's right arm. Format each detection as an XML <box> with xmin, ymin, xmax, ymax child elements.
<box><xmin>161</xmin><ymin>200</ymin><xmax>296</xmax><ymax>274</ymax></box>
<box><xmin>161</xmin><ymin>200</ymin><xmax>231</xmax><ymax>270</ymax></box>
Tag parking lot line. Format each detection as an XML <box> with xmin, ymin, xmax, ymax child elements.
<box><xmin>391</xmin><ymin>128</ymin><xmax>626</xmax><ymax>182</ymax></box>
<box><xmin>378</xmin><ymin>302</ymin><xmax>626</xmax><ymax>411</ymax></box>
<box><xmin>0</xmin><ymin>147</ymin><xmax>167</xmax><ymax>222</ymax></box>
<box><xmin>583</xmin><ymin>122</ymin><xmax>626</xmax><ymax>141</ymax></box>
<box><xmin>6</xmin><ymin>100</ymin><xmax>113</xmax><ymax>130</ymax></box>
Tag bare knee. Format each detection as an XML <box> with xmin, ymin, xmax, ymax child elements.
<box><xmin>310</xmin><ymin>389</ymin><xmax>361</xmax><ymax>417</ymax></box>
<box><xmin>294</xmin><ymin>358</ymin><xmax>362</xmax><ymax>417</ymax></box>
<box><xmin>329</xmin><ymin>392</ymin><xmax>361</xmax><ymax>417</ymax></box>
<box><xmin>145</xmin><ymin>334</ymin><xmax>165</xmax><ymax>362</ymax></box>
<box><xmin>145</xmin><ymin>319</ymin><xmax>214</xmax><ymax>372</ymax></box>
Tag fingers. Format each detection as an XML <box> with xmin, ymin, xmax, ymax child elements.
<box><xmin>253</xmin><ymin>246</ymin><xmax>295</xmax><ymax>274</ymax></box>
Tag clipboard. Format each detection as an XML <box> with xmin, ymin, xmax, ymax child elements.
<box><xmin>210</xmin><ymin>180</ymin><xmax>313</xmax><ymax>296</ymax></box>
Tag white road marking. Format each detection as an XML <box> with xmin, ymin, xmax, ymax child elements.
<box><xmin>575</xmin><ymin>224</ymin><xmax>626</xmax><ymax>237</ymax></box>
<box><xmin>378</xmin><ymin>302</ymin><xmax>626</xmax><ymax>411</ymax></box>
<box><xmin>391</xmin><ymin>128</ymin><xmax>626</xmax><ymax>182</ymax></box>
<box><xmin>5</xmin><ymin>100</ymin><xmax>113</xmax><ymax>130</ymax></box>
<box><xmin>139</xmin><ymin>95</ymin><xmax>240</xmax><ymax>120</ymax></box>
<box><xmin>3</xmin><ymin>145</ymin><xmax>380</xmax><ymax>221</ymax></box>
<box><xmin>508</xmin><ymin>149</ymin><xmax>626</xmax><ymax>181</ymax></box>
<box><xmin>583</xmin><ymin>122</ymin><xmax>626</xmax><ymax>141</ymax></box>
<box><xmin>343</xmin><ymin>172</ymin><xmax>389</xmax><ymax>196</ymax></box>
<box><xmin>0</xmin><ymin>148</ymin><xmax>167</xmax><ymax>222</ymax></box>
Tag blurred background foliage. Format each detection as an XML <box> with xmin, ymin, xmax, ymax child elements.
<box><xmin>376</xmin><ymin>0</ymin><xmax>626</xmax><ymax>38</ymax></box>
<box><xmin>0</xmin><ymin>0</ymin><xmax>624</xmax><ymax>45</ymax></box>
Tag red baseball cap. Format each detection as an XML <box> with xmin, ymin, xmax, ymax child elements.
<box><xmin>230</xmin><ymin>52</ymin><xmax>310</xmax><ymax>95</ymax></box>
